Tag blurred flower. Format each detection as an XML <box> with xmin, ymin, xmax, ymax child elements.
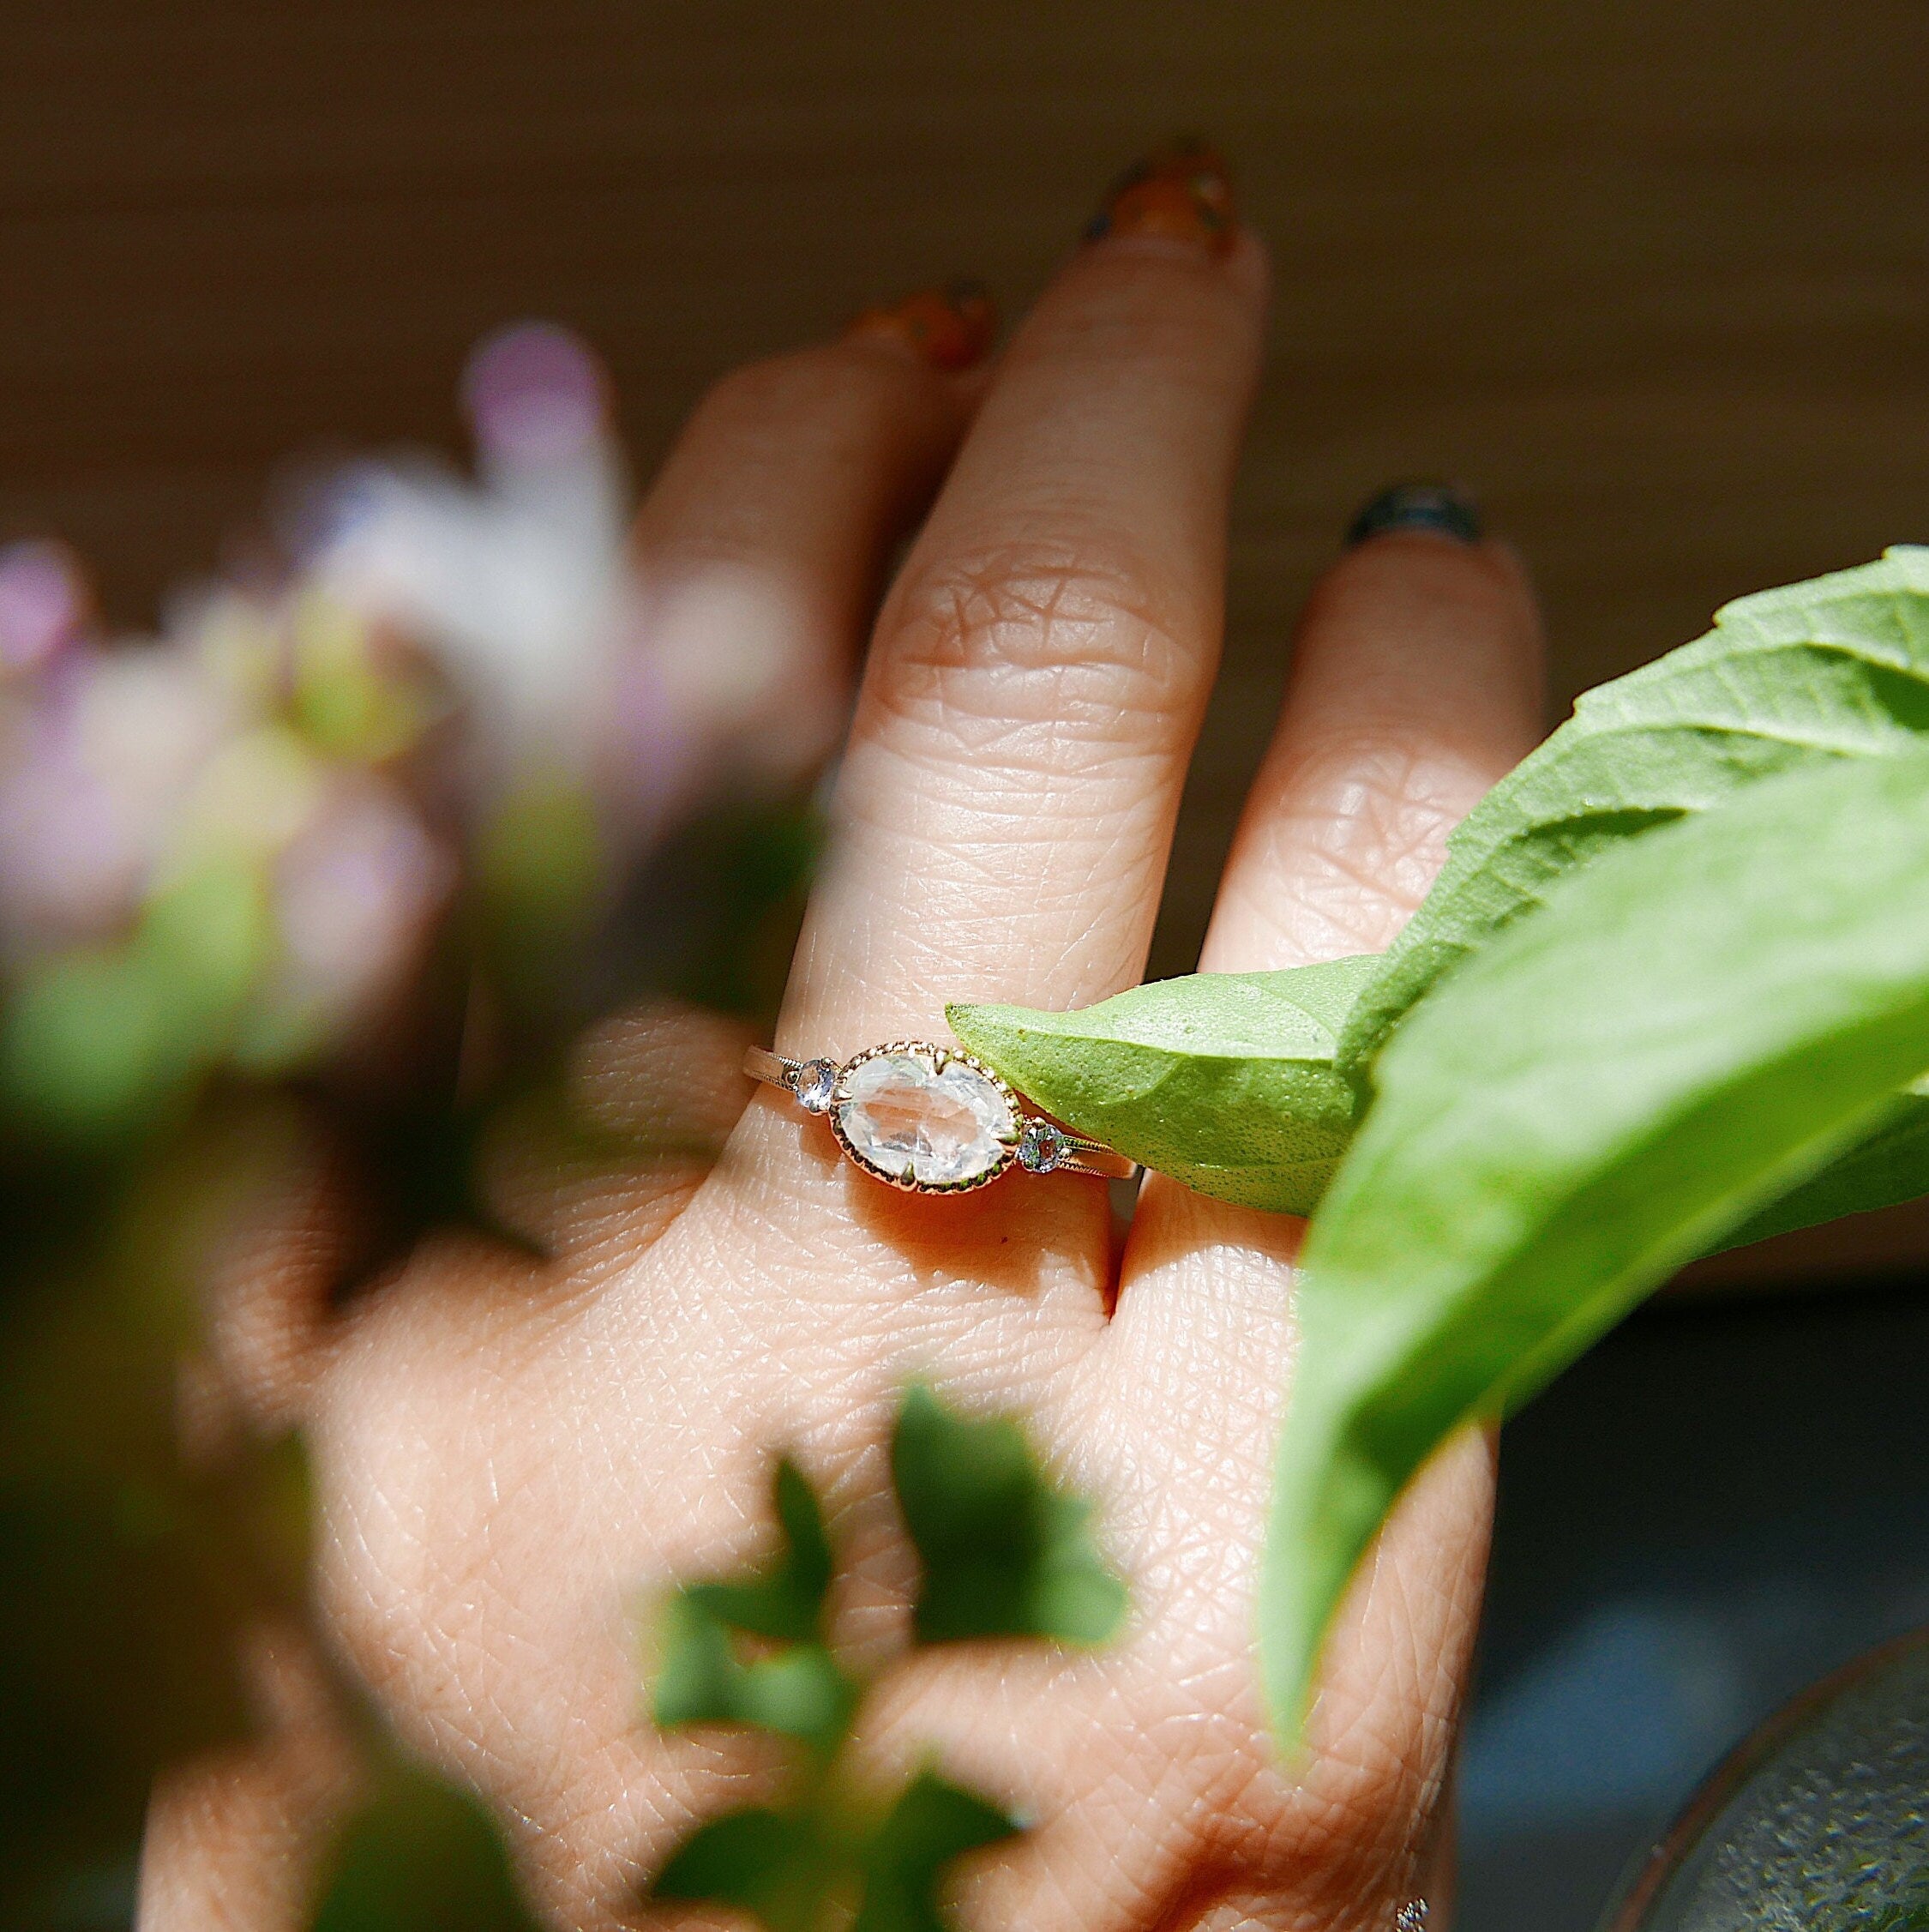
<box><xmin>312</xmin><ymin>322</ymin><xmax>630</xmax><ymax>785</ymax></box>
<box><xmin>0</xmin><ymin>318</ymin><xmax>832</xmax><ymax>1135</ymax></box>
<box><xmin>0</xmin><ymin>640</ymin><xmax>251</xmax><ymax>952</ymax></box>
<box><xmin>0</xmin><ymin>539</ymin><xmax>88</xmax><ymax>674</ymax></box>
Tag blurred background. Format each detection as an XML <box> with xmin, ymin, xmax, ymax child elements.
<box><xmin>9</xmin><ymin>0</ymin><xmax>1928</xmax><ymax>969</ymax></box>
<box><xmin>3</xmin><ymin>3</ymin><xmax>1927</xmax><ymax>1928</ymax></box>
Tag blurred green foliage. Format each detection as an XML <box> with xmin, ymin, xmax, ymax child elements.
<box><xmin>646</xmin><ymin>1387</ymin><xmax>1124</xmax><ymax>1931</ymax></box>
<box><xmin>655</xmin><ymin>1459</ymin><xmax>860</xmax><ymax>1754</ymax></box>
<box><xmin>0</xmin><ymin>774</ymin><xmax>823</xmax><ymax>1924</ymax></box>
<box><xmin>309</xmin><ymin>1757</ymin><xmax>543</xmax><ymax>1932</ymax></box>
<box><xmin>893</xmin><ymin>1383</ymin><xmax>1127</xmax><ymax>1646</ymax></box>
<box><xmin>0</xmin><ymin>1106</ymin><xmax>310</xmax><ymax>1927</ymax></box>
<box><xmin>3</xmin><ymin>859</ymin><xmax>271</xmax><ymax>1143</ymax></box>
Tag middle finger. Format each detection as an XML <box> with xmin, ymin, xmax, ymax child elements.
<box><xmin>783</xmin><ymin>147</ymin><xmax>1270</xmax><ymax>1053</ymax></box>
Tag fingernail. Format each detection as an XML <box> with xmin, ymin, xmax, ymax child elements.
<box><xmin>1086</xmin><ymin>138</ymin><xmax>1237</xmax><ymax>257</ymax></box>
<box><xmin>844</xmin><ymin>279</ymin><xmax>996</xmax><ymax>372</ymax></box>
<box><xmin>1345</xmin><ymin>482</ymin><xmax>1483</xmax><ymax>549</ymax></box>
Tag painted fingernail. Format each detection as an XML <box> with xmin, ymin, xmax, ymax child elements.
<box><xmin>844</xmin><ymin>279</ymin><xmax>996</xmax><ymax>372</ymax></box>
<box><xmin>1086</xmin><ymin>139</ymin><xmax>1237</xmax><ymax>257</ymax></box>
<box><xmin>1345</xmin><ymin>482</ymin><xmax>1483</xmax><ymax>549</ymax></box>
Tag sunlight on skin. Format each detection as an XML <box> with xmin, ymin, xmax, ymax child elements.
<box><xmin>144</xmin><ymin>163</ymin><xmax>1545</xmax><ymax>1931</ymax></box>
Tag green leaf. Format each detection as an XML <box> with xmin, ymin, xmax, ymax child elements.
<box><xmin>1711</xmin><ymin>1087</ymin><xmax>1929</xmax><ymax>1249</ymax></box>
<box><xmin>853</xmin><ymin>1770</ymin><xmax>1020</xmax><ymax>1932</ymax></box>
<box><xmin>309</xmin><ymin>1755</ymin><xmax>544</xmax><ymax>1932</ymax></box>
<box><xmin>892</xmin><ymin>1385</ymin><xmax>1125</xmax><ymax>1647</ymax></box>
<box><xmin>699</xmin><ymin>1457</ymin><xmax>837</xmax><ymax>1640</ymax></box>
<box><xmin>649</xmin><ymin>1773</ymin><xmax>1016</xmax><ymax>1932</ymax></box>
<box><xmin>652</xmin><ymin>1457</ymin><xmax>857</xmax><ymax>1753</ymax></box>
<box><xmin>947</xmin><ymin>954</ymin><xmax>1377</xmax><ymax>1215</ymax></box>
<box><xmin>1263</xmin><ymin>747</ymin><xmax>1929</xmax><ymax>1742</ymax></box>
<box><xmin>1340</xmin><ymin>545</ymin><xmax>1929</xmax><ymax>1082</ymax></box>
<box><xmin>651</xmin><ymin>1805</ymin><xmax>846</xmax><ymax>1932</ymax></box>
<box><xmin>653</xmin><ymin>1595</ymin><xmax>856</xmax><ymax>1749</ymax></box>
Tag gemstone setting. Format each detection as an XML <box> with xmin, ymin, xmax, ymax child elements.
<box><xmin>792</xmin><ymin>1057</ymin><xmax>838</xmax><ymax>1114</ymax></box>
<box><xmin>1016</xmin><ymin>1117</ymin><xmax>1070</xmax><ymax>1174</ymax></box>
<box><xmin>830</xmin><ymin>1043</ymin><xmax>1019</xmax><ymax>1192</ymax></box>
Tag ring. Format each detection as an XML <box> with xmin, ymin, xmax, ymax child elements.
<box><xmin>745</xmin><ymin>1041</ymin><xmax>1139</xmax><ymax>1195</ymax></box>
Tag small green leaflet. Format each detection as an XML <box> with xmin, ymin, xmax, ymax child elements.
<box><xmin>646</xmin><ymin>1387</ymin><xmax>1121</xmax><ymax>1930</ymax></box>
<box><xmin>893</xmin><ymin>1383</ymin><xmax>1126</xmax><ymax>1646</ymax></box>
<box><xmin>852</xmin><ymin>1770</ymin><xmax>1022</xmax><ymax>1932</ymax></box>
<box><xmin>309</xmin><ymin>1754</ymin><xmax>544</xmax><ymax>1932</ymax></box>
<box><xmin>653</xmin><ymin>1807</ymin><xmax>847</xmax><ymax>1932</ymax></box>
<box><xmin>1340</xmin><ymin>545</ymin><xmax>1929</xmax><ymax>1080</ymax></box>
<box><xmin>653</xmin><ymin>1458</ymin><xmax>858</xmax><ymax>1754</ymax></box>
<box><xmin>947</xmin><ymin>955</ymin><xmax>1376</xmax><ymax>1216</ymax></box>
<box><xmin>652</xmin><ymin>1771</ymin><xmax>1019</xmax><ymax>1932</ymax></box>
<box><xmin>1263</xmin><ymin>748</ymin><xmax>1929</xmax><ymax>1741</ymax></box>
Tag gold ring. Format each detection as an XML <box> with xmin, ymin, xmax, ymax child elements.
<box><xmin>745</xmin><ymin>1041</ymin><xmax>1138</xmax><ymax>1195</ymax></box>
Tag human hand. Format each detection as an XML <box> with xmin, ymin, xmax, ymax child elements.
<box><xmin>152</xmin><ymin>147</ymin><xmax>1544</xmax><ymax>1931</ymax></box>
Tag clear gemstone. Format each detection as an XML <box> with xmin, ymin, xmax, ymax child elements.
<box><xmin>793</xmin><ymin>1057</ymin><xmax>838</xmax><ymax>1114</ymax></box>
<box><xmin>836</xmin><ymin>1051</ymin><xmax>1015</xmax><ymax>1188</ymax></box>
<box><xmin>1017</xmin><ymin>1118</ymin><xmax>1069</xmax><ymax>1173</ymax></box>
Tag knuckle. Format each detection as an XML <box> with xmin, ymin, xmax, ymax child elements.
<box><xmin>879</xmin><ymin>539</ymin><xmax>1197</xmax><ymax>743</ymax></box>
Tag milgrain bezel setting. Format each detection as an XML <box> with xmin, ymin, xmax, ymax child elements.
<box><xmin>826</xmin><ymin>1039</ymin><xmax>1024</xmax><ymax>1195</ymax></box>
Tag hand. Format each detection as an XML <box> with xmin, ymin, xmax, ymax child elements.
<box><xmin>150</xmin><ymin>148</ymin><xmax>1544</xmax><ymax>1930</ymax></box>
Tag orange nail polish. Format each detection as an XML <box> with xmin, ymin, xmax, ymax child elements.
<box><xmin>844</xmin><ymin>279</ymin><xmax>996</xmax><ymax>372</ymax></box>
<box><xmin>1087</xmin><ymin>140</ymin><xmax>1236</xmax><ymax>257</ymax></box>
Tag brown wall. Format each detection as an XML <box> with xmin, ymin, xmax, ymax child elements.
<box><xmin>3</xmin><ymin>0</ymin><xmax>1926</xmax><ymax>973</ymax></box>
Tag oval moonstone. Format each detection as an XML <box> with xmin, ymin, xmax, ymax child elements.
<box><xmin>836</xmin><ymin>1051</ymin><xmax>1016</xmax><ymax>1189</ymax></box>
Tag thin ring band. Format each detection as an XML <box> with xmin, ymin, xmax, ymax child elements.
<box><xmin>745</xmin><ymin>1042</ymin><xmax>1138</xmax><ymax>1194</ymax></box>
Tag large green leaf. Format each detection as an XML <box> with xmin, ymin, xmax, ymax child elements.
<box><xmin>1715</xmin><ymin>1080</ymin><xmax>1929</xmax><ymax>1251</ymax></box>
<box><xmin>1264</xmin><ymin>747</ymin><xmax>1929</xmax><ymax>1741</ymax></box>
<box><xmin>1339</xmin><ymin>545</ymin><xmax>1929</xmax><ymax>1081</ymax></box>
<box><xmin>947</xmin><ymin>955</ymin><xmax>1375</xmax><ymax>1215</ymax></box>
<box><xmin>892</xmin><ymin>1385</ymin><xmax>1126</xmax><ymax>1647</ymax></box>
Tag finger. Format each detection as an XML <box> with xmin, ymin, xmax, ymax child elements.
<box><xmin>622</xmin><ymin>289</ymin><xmax>989</xmax><ymax>806</ymax></box>
<box><xmin>206</xmin><ymin>302</ymin><xmax>985</xmax><ymax>1394</ymax></box>
<box><xmin>780</xmin><ymin>145</ymin><xmax>1269</xmax><ymax>1050</ymax></box>
<box><xmin>1091</xmin><ymin>490</ymin><xmax>1542</xmax><ymax>1923</ymax></box>
<box><xmin>1196</xmin><ymin>485</ymin><xmax>1544</xmax><ymax>972</ymax></box>
<box><xmin>137</xmin><ymin>1622</ymin><xmax>363</xmax><ymax>1932</ymax></box>
<box><xmin>1117</xmin><ymin>491</ymin><xmax>1542</xmax><ymax>1458</ymax></box>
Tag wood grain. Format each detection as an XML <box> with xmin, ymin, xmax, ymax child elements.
<box><xmin>3</xmin><ymin>0</ymin><xmax>1926</xmax><ymax>1130</ymax></box>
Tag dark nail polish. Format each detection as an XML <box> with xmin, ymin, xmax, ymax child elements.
<box><xmin>1345</xmin><ymin>483</ymin><xmax>1483</xmax><ymax>549</ymax></box>
<box><xmin>844</xmin><ymin>279</ymin><xmax>996</xmax><ymax>372</ymax></box>
<box><xmin>1086</xmin><ymin>139</ymin><xmax>1236</xmax><ymax>257</ymax></box>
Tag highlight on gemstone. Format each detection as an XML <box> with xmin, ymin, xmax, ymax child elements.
<box><xmin>834</xmin><ymin>1046</ymin><xmax>1018</xmax><ymax>1189</ymax></box>
<box><xmin>1016</xmin><ymin>1117</ymin><xmax>1069</xmax><ymax>1174</ymax></box>
<box><xmin>793</xmin><ymin>1057</ymin><xmax>838</xmax><ymax>1114</ymax></box>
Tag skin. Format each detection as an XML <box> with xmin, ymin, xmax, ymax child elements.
<box><xmin>142</xmin><ymin>208</ymin><xmax>1545</xmax><ymax>1931</ymax></box>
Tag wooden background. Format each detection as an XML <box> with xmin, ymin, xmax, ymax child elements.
<box><xmin>3</xmin><ymin>0</ymin><xmax>1926</xmax><ymax>993</ymax></box>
